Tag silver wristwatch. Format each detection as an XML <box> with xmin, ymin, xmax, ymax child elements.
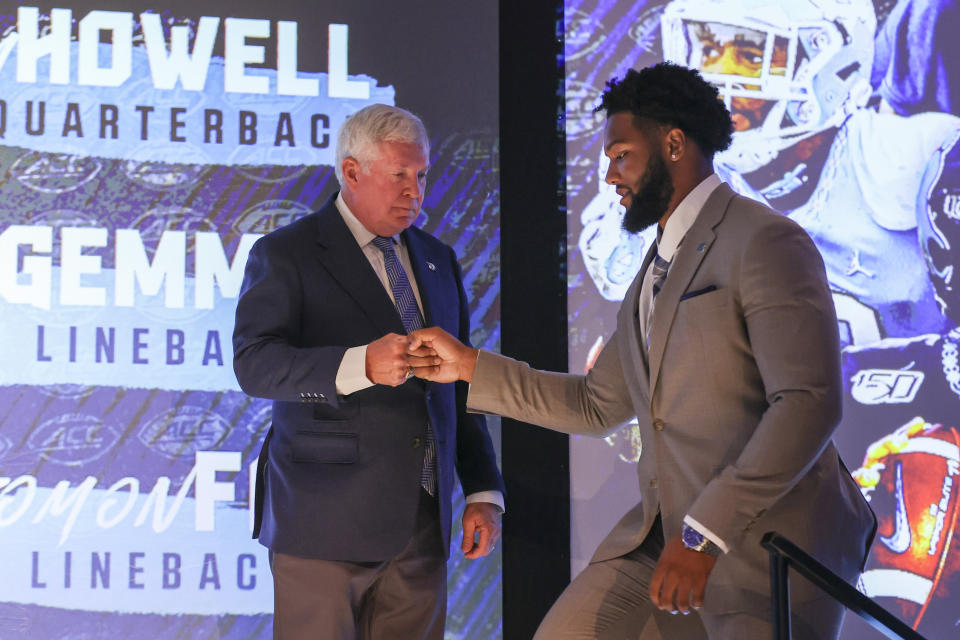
<box><xmin>681</xmin><ymin>523</ymin><xmax>722</xmax><ymax>557</ymax></box>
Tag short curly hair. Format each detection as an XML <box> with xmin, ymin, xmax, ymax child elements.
<box><xmin>597</xmin><ymin>62</ymin><xmax>733</xmax><ymax>157</ymax></box>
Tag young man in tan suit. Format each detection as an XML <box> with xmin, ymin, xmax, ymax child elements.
<box><xmin>408</xmin><ymin>63</ymin><xmax>875</xmax><ymax>639</ymax></box>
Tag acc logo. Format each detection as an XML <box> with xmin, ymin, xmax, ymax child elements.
<box><xmin>27</xmin><ymin>207</ymin><xmax>98</xmax><ymax>227</ymax></box>
<box><xmin>566</xmin><ymin>152</ymin><xmax>598</xmax><ymax>201</ymax></box>
<box><xmin>566</xmin><ymin>81</ymin><xmax>605</xmax><ymax>140</ymax></box>
<box><xmin>131</xmin><ymin>206</ymin><xmax>218</xmax><ymax>259</ymax></box>
<box><xmin>138</xmin><ymin>406</ymin><xmax>230</xmax><ymax>459</ymax></box>
<box><xmin>435</xmin><ymin>132</ymin><xmax>498</xmax><ymax>173</ymax></box>
<box><xmin>26</xmin><ymin>208</ymin><xmax>100</xmax><ymax>255</ymax></box>
<box><xmin>850</xmin><ymin>368</ymin><xmax>924</xmax><ymax>405</ymax></box>
<box><xmin>565</xmin><ymin>10</ymin><xmax>606</xmax><ymax>61</ymax></box>
<box><xmin>628</xmin><ymin>6</ymin><xmax>666</xmax><ymax>53</ymax></box>
<box><xmin>229</xmin><ymin>145</ymin><xmax>313</xmax><ymax>184</ymax></box>
<box><xmin>37</xmin><ymin>383</ymin><xmax>96</xmax><ymax>401</ymax></box>
<box><xmin>27</xmin><ymin>414</ymin><xmax>121</xmax><ymax>466</ymax></box>
<box><xmin>10</xmin><ymin>151</ymin><xmax>102</xmax><ymax>194</ymax></box>
<box><xmin>123</xmin><ymin>144</ymin><xmax>209</xmax><ymax>189</ymax></box>
<box><xmin>233</xmin><ymin>199</ymin><xmax>312</xmax><ymax>235</ymax></box>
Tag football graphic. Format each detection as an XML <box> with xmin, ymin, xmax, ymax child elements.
<box><xmin>854</xmin><ymin>418</ymin><xmax>960</xmax><ymax>630</ymax></box>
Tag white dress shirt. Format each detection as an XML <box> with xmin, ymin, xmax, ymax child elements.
<box><xmin>333</xmin><ymin>193</ymin><xmax>504</xmax><ymax>512</ymax></box>
<box><xmin>638</xmin><ymin>173</ymin><xmax>722</xmax><ymax>339</ymax></box>
<box><xmin>636</xmin><ymin>173</ymin><xmax>730</xmax><ymax>554</ymax></box>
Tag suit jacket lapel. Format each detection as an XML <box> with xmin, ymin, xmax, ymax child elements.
<box><xmin>647</xmin><ymin>183</ymin><xmax>735</xmax><ymax>396</ymax></box>
<box><xmin>402</xmin><ymin>229</ymin><xmax>446</xmax><ymax>329</ymax></box>
<box><xmin>618</xmin><ymin>239</ymin><xmax>656</xmax><ymax>397</ymax></box>
<box><xmin>313</xmin><ymin>197</ymin><xmax>406</xmax><ymax>336</ymax></box>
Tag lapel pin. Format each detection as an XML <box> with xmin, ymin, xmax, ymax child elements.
<box><xmin>697</xmin><ymin>243</ymin><xmax>707</xmax><ymax>253</ymax></box>
<box><xmin>427</xmin><ymin>262</ymin><xmax>436</xmax><ymax>271</ymax></box>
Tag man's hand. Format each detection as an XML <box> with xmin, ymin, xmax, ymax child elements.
<box><xmin>407</xmin><ymin>327</ymin><xmax>479</xmax><ymax>383</ymax></box>
<box><xmin>365</xmin><ymin>333</ymin><xmax>413</xmax><ymax>386</ymax></box>
<box><xmin>461</xmin><ymin>502</ymin><xmax>501</xmax><ymax>559</ymax></box>
<box><xmin>649</xmin><ymin>534</ymin><xmax>717</xmax><ymax>615</ymax></box>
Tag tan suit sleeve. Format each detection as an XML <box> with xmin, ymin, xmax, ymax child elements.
<box><xmin>467</xmin><ymin>330</ymin><xmax>636</xmax><ymax>437</ymax></box>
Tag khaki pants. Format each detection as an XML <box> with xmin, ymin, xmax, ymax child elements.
<box><xmin>269</xmin><ymin>489</ymin><xmax>446</xmax><ymax>640</ymax></box>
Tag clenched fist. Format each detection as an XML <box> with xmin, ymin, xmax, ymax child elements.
<box><xmin>407</xmin><ymin>327</ymin><xmax>479</xmax><ymax>383</ymax></box>
<box><xmin>366</xmin><ymin>333</ymin><xmax>413</xmax><ymax>386</ymax></box>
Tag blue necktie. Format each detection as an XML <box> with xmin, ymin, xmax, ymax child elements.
<box><xmin>645</xmin><ymin>248</ymin><xmax>671</xmax><ymax>348</ymax></box>
<box><xmin>371</xmin><ymin>236</ymin><xmax>436</xmax><ymax>496</ymax></box>
<box><xmin>650</xmin><ymin>252</ymin><xmax>671</xmax><ymax>299</ymax></box>
<box><xmin>372</xmin><ymin>236</ymin><xmax>425</xmax><ymax>333</ymax></box>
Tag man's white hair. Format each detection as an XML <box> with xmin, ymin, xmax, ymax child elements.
<box><xmin>335</xmin><ymin>104</ymin><xmax>430</xmax><ymax>185</ymax></box>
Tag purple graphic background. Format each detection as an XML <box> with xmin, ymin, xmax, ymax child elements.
<box><xmin>564</xmin><ymin>1</ymin><xmax>960</xmax><ymax>638</ymax></box>
<box><xmin>0</xmin><ymin>2</ymin><xmax>502</xmax><ymax>638</ymax></box>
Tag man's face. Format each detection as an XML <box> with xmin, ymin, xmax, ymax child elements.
<box><xmin>699</xmin><ymin>32</ymin><xmax>764</xmax><ymax>78</ymax></box>
<box><xmin>344</xmin><ymin>141</ymin><xmax>429</xmax><ymax>237</ymax></box>
<box><xmin>689</xmin><ymin>22</ymin><xmax>787</xmax><ymax>133</ymax></box>
<box><xmin>693</xmin><ymin>22</ymin><xmax>787</xmax><ymax>79</ymax></box>
<box><xmin>602</xmin><ymin>112</ymin><xmax>675</xmax><ymax>233</ymax></box>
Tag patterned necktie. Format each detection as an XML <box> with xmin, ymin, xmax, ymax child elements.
<box><xmin>645</xmin><ymin>249</ymin><xmax>671</xmax><ymax>348</ymax></box>
<box><xmin>371</xmin><ymin>236</ymin><xmax>436</xmax><ymax>496</ymax></box>
<box><xmin>371</xmin><ymin>236</ymin><xmax>425</xmax><ymax>333</ymax></box>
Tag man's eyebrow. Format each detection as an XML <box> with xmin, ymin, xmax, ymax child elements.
<box><xmin>604</xmin><ymin>138</ymin><xmax>626</xmax><ymax>152</ymax></box>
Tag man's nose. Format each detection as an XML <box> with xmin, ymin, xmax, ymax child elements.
<box><xmin>604</xmin><ymin>162</ymin><xmax>618</xmax><ymax>185</ymax></box>
<box><xmin>404</xmin><ymin>177</ymin><xmax>423</xmax><ymax>200</ymax></box>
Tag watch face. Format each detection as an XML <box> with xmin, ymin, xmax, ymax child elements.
<box><xmin>682</xmin><ymin>525</ymin><xmax>705</xmax><ymax>548</ymax></box>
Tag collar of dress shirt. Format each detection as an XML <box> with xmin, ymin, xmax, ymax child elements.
<box><xmin>656</xmin><ymin>173</ymin><xmax>722</xmax><ymax>261</ymax></box>
<box><xmin>334</xmin><ymin>192</ymin><xmax>400</xmax><ymax>248</ymax></box>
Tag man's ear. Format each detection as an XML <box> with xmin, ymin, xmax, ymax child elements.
<box><xmin>342</xmin><ymin>157</ymin><xmax>362</xmax><ymax>186</ymax></box>
<box><xmin>665</xmin><ymin>128</ymin><xmax>686</xmax><ymax>161</ymax></box>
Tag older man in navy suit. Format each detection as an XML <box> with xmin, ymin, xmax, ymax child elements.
<box><xmin>233</xmin><ymin>104</ymin><xmax>504</xmax><ymax>640</ymax></box>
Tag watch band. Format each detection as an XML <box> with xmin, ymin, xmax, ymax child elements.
<box><xmin>681</xmin><ymin>523</ymin><xmax>722</xmax><ymax>557</ymax></box>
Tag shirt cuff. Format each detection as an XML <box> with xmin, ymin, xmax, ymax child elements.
<box><xmin>465</xmin><ymin>490</ymin><xmax>505</xmax><ymax>513</ymax></box>
<box><xmin>335</xmin><ymin>345</ymin><xmax>375</xmax><ymax>396</ymax></box>
<box><xmin>683</xmin><ymin>515</ymin><xmax>729</xmax><ymax>554</ymax></box>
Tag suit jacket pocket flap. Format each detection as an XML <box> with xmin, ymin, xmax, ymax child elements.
<box><xmin>679</xmin><ymin>285</ymin><xmax>718</xmax><ymax>302</ymax></box>
<box><xmin>292</xmin><ymin>432</ymin><xmax>358</xmax><ymax>464</ymax></box>
<box><xmin>678</xmin><ymin>287</ymin><xmax>727</xmax><ymax>312</ymax></box>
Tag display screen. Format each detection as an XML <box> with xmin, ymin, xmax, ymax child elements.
<box><xmin>0</xmin><ymin>2</ymin><xmax>501</xmax><ymax>638</ymax></box>
<box><xmin>565</xmin><ymin>0</ymin><xmax>960</xmax><ymax>636</ymax></box>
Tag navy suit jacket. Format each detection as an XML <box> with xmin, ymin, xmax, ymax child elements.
<box><xmin>233</xmin><ymin>194</ymin><xmax>504</xmax><ymax>561</ymax></box>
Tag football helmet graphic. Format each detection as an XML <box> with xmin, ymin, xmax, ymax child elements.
<box><xmin>918</xmin><ymin>129</ymin><xmax>960</xmax><ymax>325</ymax></box>
<box><xmin>662</xmin><ymin>0</ymin><xmax>876</xmax><ymax>172</ymax></box>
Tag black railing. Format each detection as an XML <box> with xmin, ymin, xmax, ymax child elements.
<box><xmin>761</xmin><ymin>532</ymin><xmax>927</xmax><ymax>640</ymax></box>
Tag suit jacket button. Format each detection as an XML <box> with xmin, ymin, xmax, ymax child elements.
<box><xmin>412</xmin><ymin>437</ymin><xmax>422</xmax><ymax>448</ymax></box>
<box><xmin>652</xmin><ymin>419</ymin><xmax>665</xmax><ymax>431</ymax></box>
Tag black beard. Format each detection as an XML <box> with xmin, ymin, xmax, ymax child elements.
<box><xmin>621</xmin><ymin>152</ymin><xmax>674</xmax><ymax>234</ymax></box>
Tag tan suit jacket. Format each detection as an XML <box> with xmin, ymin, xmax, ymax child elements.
<box><xmin>469</xmin><ymin>183</ymin><xmax>875</xmax><ymax>615</ymax></box>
